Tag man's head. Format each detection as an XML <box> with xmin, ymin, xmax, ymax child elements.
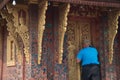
<box><xmin>82</xmin><ymin>39</ymin><xmax>91</xmax><ymax>48</ymax></box>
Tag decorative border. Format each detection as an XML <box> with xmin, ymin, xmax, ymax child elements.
<box><xmin>38</xmin><ymin>1</ymin><xmax>48</xmax><ymax>64</ymax></box>
<box><xmin>108</xmin><ymin>11</ymin><xmax>120</xmax><ymax>64</ymax></box>
<box><xmin>7</xmin><ymin>34</ymin><xmax>16</xmax><ymax>66</ymax></box>
<box><xmin>58</xmin><ymin>3</ymin><xmax>70</xmax><ymax>64</ymax></box>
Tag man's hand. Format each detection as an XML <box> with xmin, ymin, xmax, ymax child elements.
<box><xmin>77</xmin><ymin>59</ymin><xmax>81</xmax><ymax>63</ymax></box>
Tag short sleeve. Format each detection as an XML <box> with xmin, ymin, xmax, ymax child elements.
<box><xmin>77</xmin><ymin>50</ymin><xmax>83</xmax><ymax>60</ymax></box>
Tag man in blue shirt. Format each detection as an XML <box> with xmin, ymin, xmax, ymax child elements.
<box><xmin>77</xmin><ymin>39</ymin><xmax>100</xmax><ymax>80</ymax></box>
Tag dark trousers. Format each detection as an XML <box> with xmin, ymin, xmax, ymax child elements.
<box><xmin>81</xmin><ymin>64</ymin><xmax>100</xmax><ymax>80</ymax></box>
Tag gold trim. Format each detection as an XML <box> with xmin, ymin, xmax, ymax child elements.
<box><xmin>58</xmin><ymin>3</ymin><xmax>70</xmax><ymax>64</ymax></box>
<box><xmin>108</xmin><ymin>10</ymin><xmax>120</xmax><ymax>64</ymax></box>
<box><xmin>1</xmin><ymin>4</ymin><xmax>30</xmax><ymax>64</ymax></box>
<box><xmin>38</xmin><ymin>1</ymin><xmax>48</xmax><ymax>64</ymax></box>
<box><xmin>7</xmin><ymin>34</ymin><xmax>16</xmax><ymax>66</ymax></box>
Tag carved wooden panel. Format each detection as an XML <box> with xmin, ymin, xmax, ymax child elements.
<box><xmin>66</xmin><ymin>17</ymin><xmax>91</xmax><ymax>80</ymax></box>
<box><xmin>3</xmin><ymin>4</ymin><xmax>30</xmax><ymax>64</ymax></box>
<box><xmin>80</xmin><ymin>22</ymin><xmax>91</xmax><ymax>42</ymax></box>
<box><xmin>67</xmin><ymin>21</ymin><xmax>79</xmax><ymax>80</ymax></box>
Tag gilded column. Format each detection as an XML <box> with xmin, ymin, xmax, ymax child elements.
<box><xmin>108</xmin><ymin>10</ymin><xmax>120</xmax><ymax>64</ymax></box>
<box><xmin>38</xmin><ymin>0</ymin><xmax>48</xmax><ymax>64</ymax></box>
<box><xmin>58</xmin><ymin>3</ymin><xmax>70</xmax><ymax>64</ymax></box>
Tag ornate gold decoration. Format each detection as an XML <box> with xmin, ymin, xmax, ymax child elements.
<box><xmin>7</xmin><ymin>33</ymin><xmax>16</xmax><ymax>66</ymax></box>
<box><xmin>12</xmin><ymin>5</ymin><xmax>30</xmax><ymax>64</ymax></box>
<box><xmin>1</xmin><ymin>4</ymin><xmax>17</xmax><ymax>66</ymax></box>
<box><xmin>67</xmin><ymin>21</ymin><xmax>78</xmax><ymax>80</ymax></box>
<box><xmin>58</xmin><ymin>3</ymin><xmax>70</xmax><ymax>64</ymax></box>
<box><xmin>17</xmin><ymin>49</ymin><xmax>22</xmax><ymax>64</ymax></box>
<box><xmin>67</xmin><ymin>41</ymin><xmax>77</xmax><ymax>80</ymax></box>
<box><xmin>66</xmin><ymin>20</ymin><xmax>91</xmax><ymax>80</ymax></box>
<box><xmin>80</xmin><ymin>22</ymin><xmax>91</xmax><ymax>41</ymax></box>
<box><xmin>108</xmin><ymin>11</ymin><xmax>120</xmax><ymax>64</ymax></box>
<box><xmin>38</xmin><ymin>0</ymin><xmax>48</xmax><ymax>64</ymax></box>
<box><xmin>1</xmin><ymin>4</ymin><xmax>30</xmax><ymax>64</ymax></box>
<box><xmin>69</xmin><ymin>5</ymin><xmax>101</xmax><ymax>17</ymax></box>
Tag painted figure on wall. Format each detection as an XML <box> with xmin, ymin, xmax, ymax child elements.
<box><xmin>17</xmin><ymin>9</ymin><xmax>28</xmax><ymax>34</ymax></box>
<box><xmin>18</xmin><ymin>9</ymin><xmax>26</xmax><ymax>26</ymax></box>
<box><xmin>16</xmin><ymin>9</ymin><xmax>30</xmax><ymax>63</ymax></box>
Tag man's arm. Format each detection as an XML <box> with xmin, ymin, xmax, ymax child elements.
<box><xmin>76</xmin><ymin>50</ymin><xmax>82</xmax><ymax>63</ymax></box>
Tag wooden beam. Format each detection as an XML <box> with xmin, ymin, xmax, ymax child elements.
<box><xmin>48</xmin><ymin>0</ymin><xmax>120</xmax><ymax>8</ymax></box>
<box><xmin>0</xmin><ymin>0</ymin><xmax>10</xmax><ymax>10</ymax></box>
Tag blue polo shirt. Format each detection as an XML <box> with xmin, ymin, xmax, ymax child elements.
<box><xmin>77</xmin><ymin>47</ymin><xmax>99</xmax><ymax>66</ymax></box>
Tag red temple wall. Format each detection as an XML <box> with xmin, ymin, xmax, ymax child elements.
<box><xmin>0</xmin><ymin>4</ymin><xmax>120</xmax><ymax>80</ymax></box>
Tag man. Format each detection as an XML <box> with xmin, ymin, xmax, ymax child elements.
<box><xmin>77</xmin><ymin>39</ymin><xmax>100</xmax><ymax>80</ymax></box>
